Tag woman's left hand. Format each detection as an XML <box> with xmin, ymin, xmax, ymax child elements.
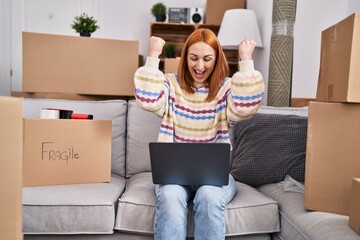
<box><xmin>238</xmin><ymin>39</ymin><xmax>256</xmax><ymax>61</ymax></box>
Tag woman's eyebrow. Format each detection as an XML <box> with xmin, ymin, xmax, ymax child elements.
<box><xmin>188</xmin><ymin>53</ymin><xmax>214</xmax><ymax>58</ymax></box>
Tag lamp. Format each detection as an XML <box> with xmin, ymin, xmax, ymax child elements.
<box><xmin>217</xmin><ymin>9</ymin><xmax>263</xmax><ymax>49</ymax></box>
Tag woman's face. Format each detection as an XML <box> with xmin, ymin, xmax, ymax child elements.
<box><xmin>187</xmin><ymin>42</ymin><xmax>216</xmax><ymax>88</ymax></box>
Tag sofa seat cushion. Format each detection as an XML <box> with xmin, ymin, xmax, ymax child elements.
<box><xmin>258</xmin><ymin>183</ymin><xmax>360</xmax><ymax>240</ymax></box>
<box><xmin>114</xmin><ymin>172</ymin><xmax>280</xmax><ymax>237</ymax></box>
<box><xmin>23</xmin><ymin>98</ymin><xmax>128</xmax><ymax>177</ymax></box>
<box><xmin>23</xmin><ymin>174</ymin><xmax>126</xmax><ymax>235</ymax></box>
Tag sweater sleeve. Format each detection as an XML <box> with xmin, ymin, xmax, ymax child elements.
<box><xmin>134</xmin><ymin>57</ymin><xmax>169</xmax><ymax>117</ymax></box>
<box><xmin>226</xmin><ymin>60</ymin><xmax>265</xmax><ymax>127</ymax></box>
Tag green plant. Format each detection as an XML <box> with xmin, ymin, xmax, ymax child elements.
<box><xmin>71</xmin><ymin>13</ymin><xmax>99</xmax><ymax>34</ymax></box>
<box><xmin>151</xmin><ymin>2</ymin><xmax>166</xmax><ymax>17</ymax></box>
<box><xmin>165</xmin><ymin>43</ymin><xmax>175</xmax><ymax>57</ymax></box>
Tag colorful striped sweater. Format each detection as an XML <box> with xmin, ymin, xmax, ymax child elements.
<box><xmin>134</xmin><ymin>57</ymin><xmax>265</xmax><ymax>146</ymax></box>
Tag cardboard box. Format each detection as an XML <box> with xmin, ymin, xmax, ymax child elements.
<box><xmin>304</xmin><ymin>101</ymin><xmax>360</xmax><ymax>215</ymax></box>
<box><xmin>316</xmin><ymin>13</ymin><xmax>360</xmax><ymax>103</ymax></box>
<box><xmin>349</xmin><ymin>178</ymin><xmax>360</xmax><ymax>235</ymax></box>
<box><xmin>23</xmin><ymin>32</ymin><xmax>139</xmax><ymax>96</ymax></box>
<box><xmin>0</xmin><ymin>97</ymin><xmax>23</xmax><ymax>240</ymax></box>
<box><xmin>23</xmin><ymin>119</ymin><xmax>111</xmax><ymax>187</ymax></box>
<box><xmin>205</xmin><ymin>0</ymin><xmax>246</xmax><ymax>25</ymax></box>
<box><xmin>164</xmin><ymin>58</ymin><xmax>180</xmax><ymax>73</ymax></box>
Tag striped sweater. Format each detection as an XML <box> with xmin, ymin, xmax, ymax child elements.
<box><xmin>134</xmin><ymin>57</ymin><xmax>265</xmax><ymax>146</ymax></box>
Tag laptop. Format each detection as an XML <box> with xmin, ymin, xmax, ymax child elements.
<box><xmin>149</xmin><ymin>142</ymin><xmax>231</xmax><ymax>186</ymax></box>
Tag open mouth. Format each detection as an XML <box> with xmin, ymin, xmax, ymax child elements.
<box><xmin>194</xmin><ymin>69</ymin><xmax>206</xmax><ymax>79</ymax></box>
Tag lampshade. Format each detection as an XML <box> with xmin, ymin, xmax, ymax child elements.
<box><xmin>217</xmin><ymin>9</ymin><xmax>263</xmax><ymax>48</ymax></box>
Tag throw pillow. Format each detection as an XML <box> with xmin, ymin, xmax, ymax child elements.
<box><xmin>231</xmin><ymin>113</ymin><xmax>307</xmax><ymax>187</ymax></box>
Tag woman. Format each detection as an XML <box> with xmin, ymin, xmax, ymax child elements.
<box><xmin>134</xmin><ymin>28</ymin><xmax>265</xmax><ymax>240</ymax></box>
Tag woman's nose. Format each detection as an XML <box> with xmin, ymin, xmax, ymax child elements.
<box><xmin>197</xmin><ymin>59</ymin><xmax>205</xmax><ymax>69</ymax></box>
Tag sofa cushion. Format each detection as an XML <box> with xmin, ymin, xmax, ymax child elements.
<box><xmin>231</xmin><ymin>113</ymin><xmax>308</xmax><ymax>187</ymax></box>
<box><xmin>114</xmin><ymin>172</ymin><xmax>280</xmax><ymax>236</ymax></box>
<box><xmin>257</xmin><ymin>105</ymin><xmax>308</xmax><ymax>116</ymax></box>
<box><xmin>23</xmin><ymin>174</ymin><xmax>126</xmax><ymax>234</ymax></box>
<box><xmin>126</xmin><ymin>100</ymin><xmax>161</xmax><ymax>177</ymax></box>
<box><xmin>258</xmin><ymin>183</ymin><xmax>360</xmax><ymax>240</ymax></box>
<box><xmin>23</xmin><ymin>98</ymin><xmax>127</xmax><ymax>177</ymax></box>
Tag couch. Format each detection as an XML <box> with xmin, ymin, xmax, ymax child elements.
<box><xmin>22</xmin><ymin>98</ymin><xmax>360</xmax><ymax>240</ymax></box>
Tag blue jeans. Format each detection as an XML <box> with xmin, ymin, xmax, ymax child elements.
<box><xmin>154</xmin><ymin>174</ymin><xmax>236</xmax><ymax>240</ymax></box>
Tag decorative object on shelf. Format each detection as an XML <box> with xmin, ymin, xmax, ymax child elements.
<box><xmin>217</xmin><ymin>9</ymin><xmax>263</xmax><ymax>49</ymax></box>
<box><xmin>164</xmin><ymin>43</ymin><xmax>175</xmax><ymax>58</ymax></box>
<box><xmin>71</xmin><ymin>13</ymin><xmax>100</xmax><ymax>37</ymax></box>
<box><xmin>168</xmin><ymin>8</ymin><xmax>189</xmax><ymax>23</ymax></box>
<box><xmin>168</xmin><ymin>7</ymin><xmax>204</xmax><ymax>24</ymax></box>
<box><xmin>151</xmin><ymin>2</ymin><xmax>167</xmax><ymax>22</ymax></box>
<box><xmin>190</xmin><ymin>8</ymin><xmax>204</xmax><ymax>24</ymax></box>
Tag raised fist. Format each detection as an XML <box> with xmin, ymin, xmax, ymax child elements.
<box><xmin>149</xmin><ymin>36</ymin><xmax>166</xmax><ymax>58</ymax></box>
<box><xmin>238</xmin><ymin>38</ymin><xmax>256</xmax><ymax>61</ymax></box>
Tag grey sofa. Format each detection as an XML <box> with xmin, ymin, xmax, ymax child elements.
<box><xmin>22</xmin><ymin>98</ymin><xmax>360</xmax><ymax>240</ymax></box>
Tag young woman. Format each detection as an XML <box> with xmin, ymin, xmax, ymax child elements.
<box><xmin>134</xmin><ymin>28</ymin><xmax>265</xmax><ymax>240</ymax></box>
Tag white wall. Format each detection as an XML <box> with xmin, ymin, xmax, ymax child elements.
<box><xmin>0</xmin><ymin>0</ymin><xmax>4</xmax><ymax>95</ymax></box>
<box><xmin>247</xmin><ymin>0</ymin><xmax>273</xmax><ymax>104</ymax></box>
<box><xmin>0</xmin><ymin>0</ymin><xmax>11</xmax><ymax>96</ymax></box>
<box><xmin>292</xmin><ymin>0</ymin><xmax>360</xmax><ymax>98</ymax></box>
<box><xmin>348</xmin><ymin>0</ymin><xmax>360</xmax><ymax>14</ymax></box>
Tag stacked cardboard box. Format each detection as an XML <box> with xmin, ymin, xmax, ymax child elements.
<box><xmin>22</xmin><ymin>32</ymin><xmax>139</xmax><ymax>97</ymax></box>
<box><xmin>205</xmin><ymin>0</ymin><xmax>246</xmax><ymax>25</ymax></box>
<box><xmin>304</xmin><ymin>102</ymin><xmax>360</xmax><ymax>215</ymax></box>
<box><xmin>21</xmin><ymin>32</ymin><xmax>128</xmax><ymax>186</ymax></box>
<box><xmin>164</xmin><ymin>58</ymin><xmax>180</xmax><ymax>74</ymax></box>
<box><xmin>23</xmin><ymin>118</ymin><xmax>112</xmax><ymax>187</ymax></box>
<box><xmin>0</xmin><ymin>97</ymin><xmax>23</xmax><ymax>240</ymax></box>
<box><xmin>316</xmin><ymin>13</ymin><xmax>360</xmax><ymax>103</ymax></box>
<box><xmin>304</xmin><ymin>13</ymin><xmax>360</xmax><ymax>222</ymax></box>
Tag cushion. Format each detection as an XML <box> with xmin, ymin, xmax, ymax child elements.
<box><xmin>23</xmin><ymin>98</ymin><xmax>127</xmax><ymax>177</ymax></box>
<box><xmin>259</xmin><ymin>183</ymin><xmax>360</xmax><ymax>240</ymax></box>
<box><xmin>114</xmin><ymin>172</ymin><xmax>280</xmax><ymax>236</ymax></box>
<box><xmin>231</xmin><ymin>113</ymin><xmax>308</xmax><ymax>187</ymax></box>
<box><xmin>126</xmin><ymin>100</ymin><xmax>162</xmax><ymax>177</ymax></box>
<box><xmin>258</xmin><ymin>105</ymin><xmax>308</xmax><ymax>116</ymax></box>
<box><xmin>23</xmin><ymin>174</ymin><xmax>126</xmax><ymax>234</ymax></box>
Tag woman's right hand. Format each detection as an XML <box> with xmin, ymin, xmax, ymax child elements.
<box><xmin>149</xmin><ymin>36</ymin><xmax>166</xmax><ymax>58</ymax></box>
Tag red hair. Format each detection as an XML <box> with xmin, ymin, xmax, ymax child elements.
<box><xmin>177</xmin><ymin>28</ymin><xmax>229</xmax><ymax>101</ymax></box>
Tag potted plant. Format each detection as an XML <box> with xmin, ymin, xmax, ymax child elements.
<box><xmin>151</xmin><ymin>2</ymin><xmax>167</xmax><ymax>22</ymax></box>
<box><xmin>71</xmin><ymin>13</ymin><xmax>100</xmax><ymax>37</ymax></box>
<box><xmin>164</xmin><ymin>43</ymin><xmax>176</xmax><ymax>58</ymax></box>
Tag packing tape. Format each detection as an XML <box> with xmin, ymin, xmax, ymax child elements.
<box><xmin>40</xmin><ymin>109</ymin><xmax>60</xmax><ymax>119</ymax></box>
